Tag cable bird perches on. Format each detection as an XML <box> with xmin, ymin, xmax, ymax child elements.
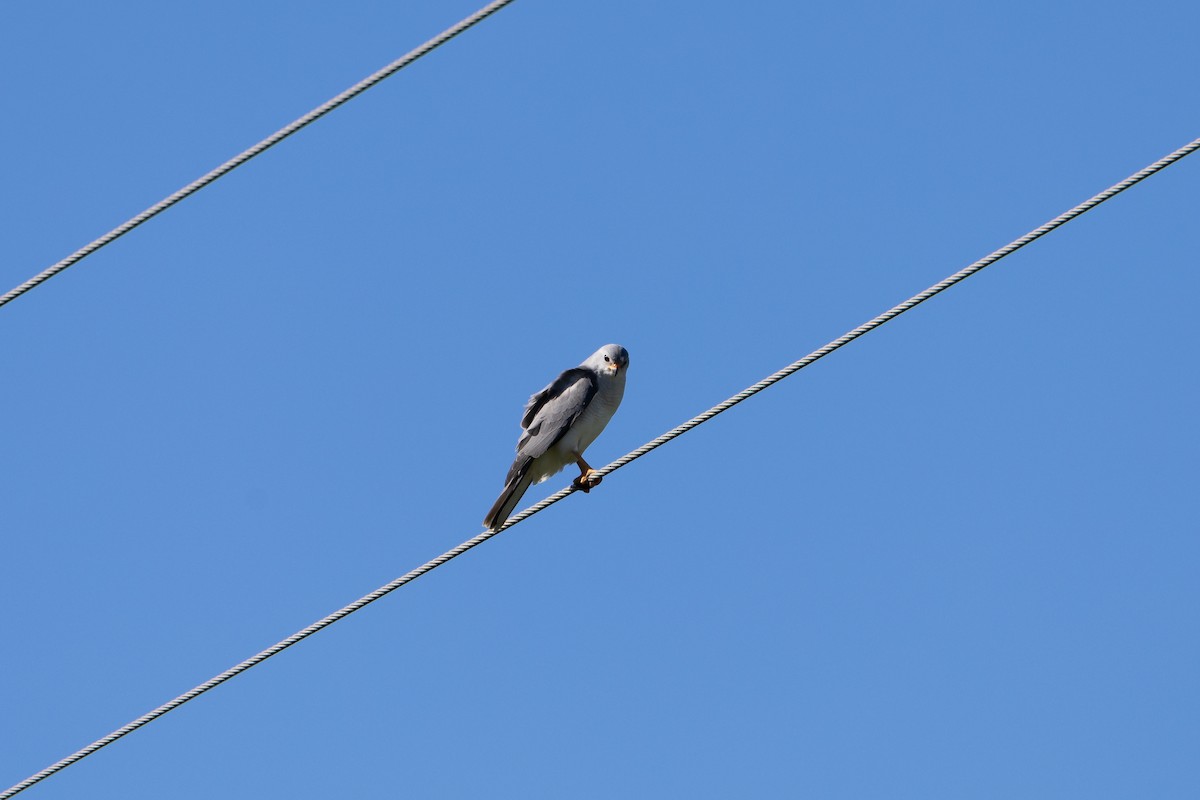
<box><xmin>5</xmin><ymin>135</ymin><xmax>1198</xmax><ymax>799</ymax></box>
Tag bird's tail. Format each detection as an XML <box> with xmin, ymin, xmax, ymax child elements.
<box><xmin>483</xmin><ymin>465</ymin><xmax>535</xmax><ymax>531</ymax></box>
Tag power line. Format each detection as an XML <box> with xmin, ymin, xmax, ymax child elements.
<box><xmin>4</xmin><ymin>135</ymin><xmax>1196</xmax><ymax>799</ymax></box>
<box><xmin>0</xmin><ymin>0</ymin><xmax>518</xmax><ymax>311</ymax></box>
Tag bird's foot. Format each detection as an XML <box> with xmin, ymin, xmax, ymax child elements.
<box><xmin>573</xmin><ymin>470</ymin><xmax>602</xmax><ymax>493</ymax></box>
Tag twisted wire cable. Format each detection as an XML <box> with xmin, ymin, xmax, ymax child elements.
<box><xmin>0</xmin><ymin>0</ymin><xmax>518</xmax><ymax>311</ymax></box>
<box><xmin>591</xmin><ymin>137</ymin><xmax>1200</xmax><ymax>477</ymax></box>
<box><xmin>3</xmin><ymin>135</ymin><xmax>1197</xmax><ymax>798</ymax></box>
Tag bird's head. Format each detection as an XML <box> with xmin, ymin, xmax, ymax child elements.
<box><xmin>587</xmin><ymin>344</ymin><xmax>630</xmax><ymax>377</ymax></box>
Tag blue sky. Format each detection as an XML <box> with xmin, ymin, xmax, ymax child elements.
<box><xmin>2</xmin><ymin>1</ymin><xmax>1197</xmax><ymax>797</ymax></box>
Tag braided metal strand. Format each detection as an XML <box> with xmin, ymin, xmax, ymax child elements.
<box><xmin>0</xmin><ymin>527</ymin><xmax>516</xmax><ymax>799</ymax></box>
<box><xmin>0</xmin><ymin>0</ymin><xmax>518</xmax><ymax>311</ymax></box>
<box><xmin>590</xmin><ymin>136</ymin><xmax>1200</xmax><ymax>478</ymax></box>
<box><xmin>3</xmin><ymin>135</ymin><xmax>1197</xmax><ymax>798</ymax></box>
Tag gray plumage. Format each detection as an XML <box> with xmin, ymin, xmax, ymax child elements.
<box><xmin>484</xmin><ymin>344</ymin><xmax>629</xmax><ymax>530</ymax></box>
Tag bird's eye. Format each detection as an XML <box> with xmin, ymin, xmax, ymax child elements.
<box><xmin>604</xmin><ymin>355</ymin><xmax>611</xmax><ymax>362</ymax></box>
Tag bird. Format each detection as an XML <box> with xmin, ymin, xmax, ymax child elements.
<box><xmin>484</xmin><ymin>344</ymin><xmax>630</xmax><ymax>531</ymax></box>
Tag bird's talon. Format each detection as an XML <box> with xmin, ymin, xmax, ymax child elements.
<box><xmin>573</xmin><ymin>470</ymin><xmax>602</xmax><ymax>492</ymax></box>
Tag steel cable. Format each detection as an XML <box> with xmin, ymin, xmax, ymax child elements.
<box><xmin>0</xmin><ymin>0</ymin><xmax>518</xmax><ymax>311</ymax></box>
<box><xmin>4</xmin><ymin>137</ymin><xmax>1197</xmax><ymax>798</ymax></box>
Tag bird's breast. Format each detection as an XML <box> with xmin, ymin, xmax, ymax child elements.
<box><xmin>557</xmin><ymin>378</ymin><xmax>623</xmax><ymax>458</ymax></box>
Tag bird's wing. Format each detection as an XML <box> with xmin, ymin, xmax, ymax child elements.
<box><xmin>485</xmin><ymin>367</ymin><xmax>599</xmax><ymax>530</ymax></box>
<box><xmin>514</xmin><ymin>367</ymin><xmax>598</xmax><ymax>462</ymax></box>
